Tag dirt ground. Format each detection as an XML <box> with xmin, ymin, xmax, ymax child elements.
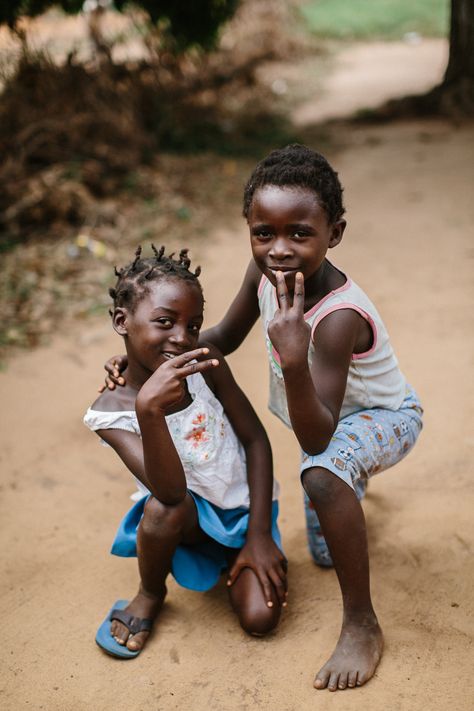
<box><xmin>1</xmin><ymin>39</ymin><xmax>473</xmax><ymax>710</ymax></box>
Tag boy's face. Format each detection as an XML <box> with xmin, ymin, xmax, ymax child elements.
<box><xmin>248</xmin><ymin>185</ymin><xmax>345</xmax><ymax>291</ymax></box>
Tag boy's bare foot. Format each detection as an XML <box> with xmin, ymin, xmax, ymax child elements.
<box><xmin>314</xmin><ymin>615</ymin><xmax>383</xmax><ymax>691</ymax></box>
<box><xmin>110</xmin><ymin>586</ymin><xmax>166</xmax><ymax>652</ymax></box>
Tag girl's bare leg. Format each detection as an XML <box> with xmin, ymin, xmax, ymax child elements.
<box><xmin>226</xmin><ymin>552</ymin><xmax>282</xmax><ymax>636</ymax></box>
<box><xmin>111</xmin><ymin>494</ymin><xmax>206</xmax><ymax>651</ymax></box>
<box><xmin>302</xmin><ymin>467</ymin><xmax>383</xmax><ymax>691</ymax></box>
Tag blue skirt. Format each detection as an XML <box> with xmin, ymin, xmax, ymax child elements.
<box><xmin>111</xmin><ymin>492</ymin><xmax>282</xmax><ymax>593</ymax></box>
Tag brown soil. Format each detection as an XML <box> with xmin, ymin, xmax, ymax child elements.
<box><xmin>1</xmin><ymin>40</ymin><xmax>473</xmax><ymax>711</ymax></box>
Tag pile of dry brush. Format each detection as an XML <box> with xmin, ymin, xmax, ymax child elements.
<box><xmin>0</xmin><ymin>1</ymin><xmax>299</xmax><ymax>246</ymax></box>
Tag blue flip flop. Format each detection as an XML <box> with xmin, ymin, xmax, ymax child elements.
<box><xmin>95</xmin><ymin>599</ymin><xmax>153</xmax><ymax>659</ymax></box>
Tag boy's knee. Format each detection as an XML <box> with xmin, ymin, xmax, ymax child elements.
<box><xmin>141</xmin><ymin>496</ymin><xmax>189</xmax><ymax>537</ymax></box>
<box><xmin>302</xmin><ymin>467</ymin><xmax>341</xmax><ymax>505</ymax></box>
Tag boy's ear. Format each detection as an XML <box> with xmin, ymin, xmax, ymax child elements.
<box><xmin>328</xmin><ymin>219</ymin><xmax>346</xmax><ymax>248</ymax></box>
<box><xmin>112</xmin><ymin>307</ymin><xmax>128</xmax><ymax>336</ymax></box>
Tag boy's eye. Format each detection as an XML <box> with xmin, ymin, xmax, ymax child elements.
<box><xmin>189</xmin><ymin>324</ymin><xmax>201</xmax><ymax>334</ymax></box>
<box><xmin>252</xmin><ymin>228</ymin><xmax>272</xmax><ymax>240</ymax></box>
<box><xmin>156</xmin><ymin>318</ymin><xmax>173</xmax><ymax>327</ymax></box>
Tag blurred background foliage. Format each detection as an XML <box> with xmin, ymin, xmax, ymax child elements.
<box><xmin>301</xmin><ymin>0</ymin><xmax>449</xmax><ymax>40</ymax></box>
<box><xmin>0</xmin><ymin>0</ymin><xmax>465</xmax><ymax>357</ymax></box>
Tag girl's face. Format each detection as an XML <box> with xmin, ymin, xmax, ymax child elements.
<box><xmin>116</xmin><ymin>279</ymin><xmax>204</xmax><ymax>375</ymax></box>
<box><xmin>248</xmin><ymin>185</ymin><xmax>345</xmax><ymax>290</ymax></box>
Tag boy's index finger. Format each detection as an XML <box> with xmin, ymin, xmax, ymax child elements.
<box><xmin>275</xmin><ymin>270</ymin><xmax>290</xmax><ymax>310</ymax></box>
<box><xmin>293</xmin><ymin>272</ymin><xmax>305</xmax><ymax>314</ymax></box>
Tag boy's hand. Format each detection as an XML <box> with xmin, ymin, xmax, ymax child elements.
<box><xmin>136</xmin><ymin>348</ymin><xmax>219</xmax><ymax>413</ymax></box>
<box><xmin>267</xmin><ymin>271</ymin><xmax>311</xmax><ymax>369</ymax></box>
<box><xmin>98</xmin><ymin>354</ymin><xmax>128</xmax><ymax>392</ymax></box>
<box><xmin>227</xmin><ymin>532</ymin><xmax>288</xmax><ymax>608</ymax></box>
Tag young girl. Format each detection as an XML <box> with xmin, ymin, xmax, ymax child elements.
<box><xmin>86</xmin><ymin>246</ymin><xmax>287</xmax><ymax>659</ymax></box>
<box><xmin>103</xmin><ymin>145</ymin><xmax>423</xmax><ymax>689</ymax></box>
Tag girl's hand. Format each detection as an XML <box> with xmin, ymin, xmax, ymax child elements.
<box><xmin>267</xmin><ymin>272</ymin><xmax>311</xmax><ymax>369</ymax></box>
<box><xmin>137</xmin><ymin>348</ymin><xmax>219</xmax><ymax>414</ymax></box>
<box><xmin>227</xmin><ymin>532</ymin><xmax>288</xmax><ymax>608</ymax></box>
<box><xmin>98</xmin><ymin>354</ymin><xmax>128</xmax><ymax>392</ymax></box>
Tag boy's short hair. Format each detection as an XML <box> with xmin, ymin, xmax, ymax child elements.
<box><xmin>243</xmin><ymin>144</ymin><xmax>345</xmax><ymax>224</ymax></box>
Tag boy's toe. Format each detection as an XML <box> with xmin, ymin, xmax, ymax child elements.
<box><xmin>313</xmin><ymin>670</ymin><xmax>330</xmax><ymax>689</ymax></box>
<box><xmin>347</xmin><ymin>671</ymin><xmax>358</xmax><ymax>688</ymax></box>
<box><xmin>338</xmin><ymin>674</ymin><xmax>348</xmax><ymax>690</ymax></box>
<box><xmin>328</xmin><ymin>672</ymin><xmax>340</xmax><ymax>691</ymax></box>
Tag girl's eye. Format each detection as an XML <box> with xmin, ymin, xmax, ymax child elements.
<box><xmin>156</xmin><ymin>318</ymin><xmax>173</xmax><ymax>327</ymax></box>
<box><xmin>189</xmin><ymin>324</ymin><xmax>201</xmax><ymax>334</ymax></box>
<box><xmin>292</xmin><ymin>231</ymin><xmax>307</xmax><ymax>240</ymax></box>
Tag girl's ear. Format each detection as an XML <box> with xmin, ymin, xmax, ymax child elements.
<box><xmin>112</xmin><ymin>308</ymin><xmax>128</xmax><ymax>336</ymax></box>
<box><xmin>328</xmin><ymin>219</ymin><xmax>346</xmax><ymax>248</ymax></box>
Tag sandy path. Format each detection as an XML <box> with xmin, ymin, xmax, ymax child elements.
<box><xmin>1</xmin><ymin>46</ymin><xmax>474</xmax><ymax>711</ymax></box>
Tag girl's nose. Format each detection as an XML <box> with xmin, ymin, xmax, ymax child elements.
<box><xmin>169</xmin><ymin>327</ymin><xmax>191</xmax><ymax>347</ymax></box>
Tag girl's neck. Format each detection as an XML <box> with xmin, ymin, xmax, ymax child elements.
<box><xmin>123</xmin><ymin>362</ymin><xmax>151</xmax><ymax>392</ymax></box>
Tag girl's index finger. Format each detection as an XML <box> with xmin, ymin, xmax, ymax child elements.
<box><xmin>293</xmin><ymin>272</ymin><xmax>305</xmax><ymax>314</ymax></box>
<box><xmin>172</xmin><ymin>348</ymin><xmax>219</xmax><ymax>376</ymax></box>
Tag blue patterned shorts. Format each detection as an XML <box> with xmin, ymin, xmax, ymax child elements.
<box><xmin>301</xmin><ymin>384</ymin><xmax>423</xmax><ymax>567</ymax></box>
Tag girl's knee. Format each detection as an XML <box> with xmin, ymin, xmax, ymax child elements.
<box><xmin>141</xmin><ymin>496</ymin><xmax>189</xmax><ymax>537</ymax></box>
<box><xmin>238</xmin><ymin>604</ymin><xmax>280</xmax><ymax>637</ymax></box>
<box><xmin>229</xmin><ymin>568</ymin><xmax>281</xmax><ymax>636</ymax></box>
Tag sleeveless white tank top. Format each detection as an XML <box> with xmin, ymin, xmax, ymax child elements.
<box><xmin>258</xmin><ymin>268</ymin><xmax>406</xmax><ymax>427</ymax></box>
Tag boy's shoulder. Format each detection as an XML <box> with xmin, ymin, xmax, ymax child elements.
<box><xmin>90</xmin><ymin>385</ymin><xmax>136</xmax><ymax>413</ymax></box>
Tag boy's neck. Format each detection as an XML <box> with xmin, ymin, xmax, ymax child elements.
<box><xmin>303</xmin><ymin>260</ymin><xmax>346</xmax><ymax>308</ymax></box>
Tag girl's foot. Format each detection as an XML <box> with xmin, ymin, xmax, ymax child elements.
<box><xmin>110</xmin><ymin>587</ymin><xmax>166</xmax><ymax>652</ymax></box>
<box><xmin>314</xmin><ymin>615</ymin><xmax>383</xmax><ymax>691</ymax></box>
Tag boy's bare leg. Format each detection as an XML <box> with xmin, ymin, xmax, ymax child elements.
<box><xmin>111</xmin><ymin>494</ymin><xmax>205</xmax><ymax>651</ymax></box>
<box><xmin>302</xmin><ymin>467</ymin><xmax>383</xmax><ymax>691</ymax></box>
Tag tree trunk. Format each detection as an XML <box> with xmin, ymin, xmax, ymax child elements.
<box><xmin>363</xmin><ymin>0</ymin><xmax>474</xmax><ymax>119</ymax></box>
<box><xmin>438</xmin><ymin>0</ymin><xmax>474</xmax><ymax>114</ymax></box>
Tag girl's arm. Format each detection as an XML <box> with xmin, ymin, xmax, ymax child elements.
<box><xmin>268</xmin><ymin>272</ymin><xmax>365</xmax><ymax>454</ymax></box>
<box><xmin>101</xmin><ymin>260</ymin><xmax>261</xmax><ymax>388</ymax></box>
<box><xmin>203</xmin><ymin>342</ymin><xmax>287</xmax><ymax>605</ymax></box>
<box><xmin>200</xmin><ymin>260</ymin><xmax>261</xmax><ymax>355</ymax></box>
<box><xmin>99</xmin><ymin>348</ymin><xmax>219</xmax><ymax>505</ymax></box>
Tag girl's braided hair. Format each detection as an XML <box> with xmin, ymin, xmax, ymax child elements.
<box><xmin>243</xmin><ymin>143</ymin><xmax>345</xmax><ymax>224</ymax></box>
<box><xmin>109</xmin><ymin>245</ymin><xmax>202</xmax><ymax>313</ymax></box>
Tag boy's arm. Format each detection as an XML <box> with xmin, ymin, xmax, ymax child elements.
<box><xmin>269</xmin><ymin>272</ymin><xmax>361</xmax><ymax>455</ymax></box>
<box><xmin>200</xmin><ymin>260</ymin><xmax>261</xmax><ymax>355</ymax></box>
<box><xmin>203</xmin><ymin>342</ymin><xmax>287</xmax><ymax>605</ymax></box>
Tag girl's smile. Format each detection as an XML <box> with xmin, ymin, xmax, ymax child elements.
<box><xmin>248</xmin><ymin>185</ymin><xmax>345</xmax><ymax>298</ymax></box>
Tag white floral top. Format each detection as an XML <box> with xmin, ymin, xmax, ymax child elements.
<box><xmin>84</xmin><ymin>372</ymin><xmax>279</xmax><ymax>510</ymax></box>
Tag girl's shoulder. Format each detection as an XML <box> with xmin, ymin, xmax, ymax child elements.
<box><xmin>84</xmin><ymin>386</ymin><xmax>139</xmax><ymax>436</ymax></box>
<box><xmin>90</xmin><ymin>385</ymin><xmax>136</xmax><ymax>413</ymax></box>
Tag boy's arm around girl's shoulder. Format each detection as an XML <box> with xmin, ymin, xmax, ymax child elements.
<box><xmin>200</xmin><ymin>260</ymin><xmax>261</xmax><ymax>355</ymax></box>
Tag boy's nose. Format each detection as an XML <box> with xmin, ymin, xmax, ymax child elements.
<box><xmin>269</xmin><ymin>238</ymin><xmax>292</xmax><ymax>260</ymax></box>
